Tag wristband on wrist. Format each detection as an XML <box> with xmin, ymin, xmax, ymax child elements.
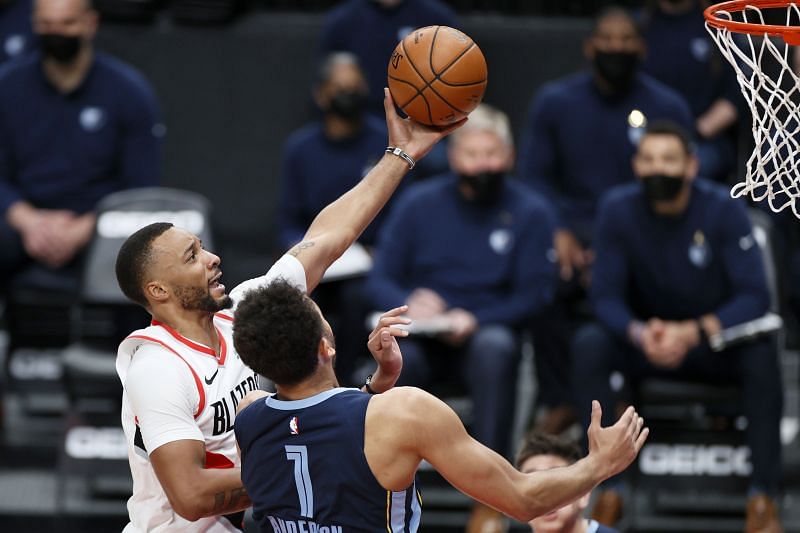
<box><xmin>364</xmin><ymin>374</ymin><xmax>378</xmax><ymax>395</ymax></box>
<box><xmin>386</xmin><ymin>146</ymin><xmax>416</xmax><ymax>170</ymax></box>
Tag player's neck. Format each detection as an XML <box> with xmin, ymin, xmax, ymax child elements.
<box><xmin>42</xmin><ymin>45</ymin><xmax>94</xmax><ymax>94</ymax></box>
<box><xmin>323</xmin><ymin>114</ymin><xmax>362</xmax><ymax>141</ymax></box>
<box><xmin>275</xmin><ymin>368</ymin><xmax>339</xmax><ymax>401</ymax></box>
<box><xmin>152</xmin><ymin>308</ymin><xmax>220</xmax><ymax>352</ymax></box>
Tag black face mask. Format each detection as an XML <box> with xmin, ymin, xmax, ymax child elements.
<box><xmin>39</xmin><ymin>34</ymin><xmax>82</xmax><ymax>64</ymax></box>
<box><xmin>593</xmin><ymin>50</ymin><xmax>639</xmax><ymax>91</ymax></box>
<box><xmin>459</xmin><ymin>171</ymin><xmax>505</xmax><ymax>206</ymax></box>
<box><xmin>642</xmin><ymin>174</ymin><xmax>685</xmax><ymax>203</ymax></box>
<box><xmin>328</xmin><ymin>90</ymin><xmax>367</xmax><ymax>121</ymax></box>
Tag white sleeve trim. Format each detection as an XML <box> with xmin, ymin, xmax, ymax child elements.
<box><xmin>229</xmin><ymin>254</ymin><xmax>308</xmax><ymax>311</ymax></box>
<box><xmin>125</xmin><ymin>344</ymin><xmax>204</xmax><ymax>454</ymax></box>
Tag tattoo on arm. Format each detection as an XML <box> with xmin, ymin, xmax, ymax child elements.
<box><xmin>289</xmin><ymin>241</ymin><xmax>315</xmax><ymax>257</ymax></box>
<box><xmin>212</xmin><ymin>486</ymin><xmax>249</xmax><ymax>514</ymax></box>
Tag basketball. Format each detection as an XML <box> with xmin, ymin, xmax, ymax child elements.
<box><xmin>387</xmin><ymin>26</ymin><xmax>487</xmax><ymax>127</ymax></box>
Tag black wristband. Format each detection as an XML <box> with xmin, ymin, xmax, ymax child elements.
<box><xmin>364</xmin><ymin>374</ymin><xmax>377</xmax><ymax>395</ymax></box>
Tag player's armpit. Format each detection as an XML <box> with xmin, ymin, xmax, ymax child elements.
<box><xmin>367</xmin><ymin>388</ymin><xmax>607</xmax><ymax>523</ymax></box>
<box><xmin>149</xmin><ymin>439</ymin><xmax>251</xmax><ymax>522</ymax></box>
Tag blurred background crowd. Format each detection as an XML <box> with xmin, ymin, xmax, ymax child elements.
<box><xmin>1</xmin><ymin>0</ymin><xmax>799</xmax><ymax>531</ymax></box>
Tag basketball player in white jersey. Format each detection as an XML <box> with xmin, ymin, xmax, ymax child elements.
<box><xmin>113</xmin><ymin>89</ymin><xmax>463</xmax><ymax>532</ymax></box>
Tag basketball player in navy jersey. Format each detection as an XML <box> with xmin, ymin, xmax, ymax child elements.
<box><xmin>232</xmin><ymin>281</ymin><xmax>648</xmax><ymax>532</ymax></box>
<box><xmin>113</xmin><ymin>89</ymin><xmax>462</xmax><ymax>532</ymax></box>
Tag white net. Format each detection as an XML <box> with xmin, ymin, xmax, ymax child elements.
<box><xmin>706</xmin><ymin>3</ymin><xmax>800</xmax><ymax>216</ymax></box>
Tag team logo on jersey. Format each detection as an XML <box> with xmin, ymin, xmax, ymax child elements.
<box><xmin>688</xmin><ymin>230</ymin><xmax>712</xmax><ymax>268</ymax></box>
<box><xmin>489</xmin><ymin>229</ymin><xmax>514</xmax><ymax>255</ymax></box>
<box><xmin>289</xmin><ymin>416</ymin><xmax>300</xmax><ymax>435</ymax></box>
<box><xmin>4</xmin><ymin>35</ymin><xmax>25</xmax><ymax>58</ymax></box>
<box><xmin>691</xmin><ymin>38</ymin><xmax>711</xmax><ymax>62</ymax></box>
<box><xmin>80</xmin><ymin>106</ymin><xmax>106</xmax><ymax>132</ymax></box>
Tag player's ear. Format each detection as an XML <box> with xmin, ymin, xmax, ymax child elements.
<box><xmin>317</xmin><ymin>337</ymin><xmax>335</xmax><ymax>358</ymax></box>
<box><xmin>145</xmin><ymin>281</ymin><xmax>168</xmax><ymax>303</ymax></box>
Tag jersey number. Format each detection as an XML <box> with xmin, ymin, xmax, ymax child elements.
<box><xmin>285</xmin><ymin>445</ymin><xmax>314</xmax><ymax>518</ymax></box>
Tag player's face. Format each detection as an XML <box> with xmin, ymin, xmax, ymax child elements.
<box><xmin>634</xmin><ymin>134</ymin><xmax>695</xmax><ymax>180</ymax></box>
<box><xmin>33</xmin><ymin>0</ymin><xmax>97</xmax><ymax>40</ymax></box>
<box><xmin>318</xmin><ymin>62</ymin><xmax>368</xmax><ymax>110</ymax></box>
<box><xmin>588</xmin><ymin>14</ymin><xmax>643</xmax><ymax>56</ymax></box>
<box><xmin>520</xmin><ymin>455</ymin><xmax>588</xmax><ymax>533</ymax></box>
<box><xmin>449</xmin><ymin>129</ymin><xmax>513</xmax><ymax>176</ymax></box>
<box><xmin>149</xmin><ymin>227</ymin><xmax>232</xmax><ymax>313</ymax></box>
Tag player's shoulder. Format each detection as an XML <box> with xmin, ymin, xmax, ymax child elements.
<box><xmin>125</xmin><ymin>341</ymin><xmax>192</xmax><ymax>385</ymax></box>
<box><xmin>597</xmin><ymin>182</ymin><xmax>642</xmax><ymax>219</ymax></box>
<box><xmin>636</xmin><ymin>72</ymin><xmax>689</xmax><ymax>107</ymax></box>
<box><xmin>93</xmin><ymin>52</ymin><xmax>156</xmax><ymax>97</ymax></box>
<box><xmin>370</xmin><ymin>386</ymin><xmax>439</xmax><ymax>415</ymax></box>
<box><xmin>0</xmin><ymin>53</ymin><xmax>37</xmax><ymax>90</ymax></box>
<box><xmin>285</xmin><ymin>122</ymin><xmax>325</xmax><ymax>152</ymax></box>
<box><xmin>396</xmin><ymin>173</ymin><xmax>455</xmax><ymax>207</ymax></box>
<box><xmin>535</xmin><ymin>71</ymin><xmax>590</xmax><ymax>102</ymax></box>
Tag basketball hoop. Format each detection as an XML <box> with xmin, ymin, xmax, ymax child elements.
<box><xmin>705</xmin><ymin>1</ymin><xmax>800</xmax><ymax>215</ymax></box>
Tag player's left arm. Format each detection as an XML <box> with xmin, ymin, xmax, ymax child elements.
<box><xmin>150</xmin><ymin>439</ymin><xmax>251</xmax><ymax>521</ymax></box>
<box><xmin>288</xmin><ymin>89</ymin><xmax>464</xmax><ymax>293</ymax></box>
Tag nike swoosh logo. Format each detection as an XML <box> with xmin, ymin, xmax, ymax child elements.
<box><xmin>205</xmin><ymin>368</ymin><xmax>219</xmax><ymax>385</ymax></box>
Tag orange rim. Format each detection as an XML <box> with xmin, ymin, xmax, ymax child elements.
<box><xmin>705</xmin><ymin>0</ymin><xmax>800</xmax><ymax>44</ymax></box>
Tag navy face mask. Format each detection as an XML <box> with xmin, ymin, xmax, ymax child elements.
<box><xmin>458</xmin><ymin>171</ymin><xmax>505</xmax><ymax>206</ymax></box>
<box><xmin>39</xmin><ymin>33</ymin><xmax>82</xmax><ymax>64</ymax></box>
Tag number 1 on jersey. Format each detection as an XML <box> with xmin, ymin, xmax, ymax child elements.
<box><xmin>285</xmin><ymin>445</ymin><xmax>314</xmax><ymax>518</ymax></box>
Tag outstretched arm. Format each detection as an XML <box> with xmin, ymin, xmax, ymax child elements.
<box><xmin>367</xmin><ymin>389</ymin><xmax>647</xmax><ymax>522</ymax></box>
<box><xmin>288</xmin><ymin>89</ymin><xmax>464</xmax><ymax>292</ymax></box>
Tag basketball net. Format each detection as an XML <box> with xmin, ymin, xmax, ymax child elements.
<box><xmin>706</xmin><ymin>1</ymin><xmax>800</xmax><ymax>216</ymax></box>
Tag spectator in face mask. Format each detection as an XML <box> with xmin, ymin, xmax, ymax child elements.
<box><xmin>277</xmin><ymin>52</ymin><xmax>389</xmax><ymax>388</ymax></box>
<box><xmin>367</xmin><ymin>103</ymin><xmax>558</xmax><ymax>533</ymax></box>
<box><xmin>0</xmin><ymin>0</ymin><xmax>34</xmax><ymax>64</ymax></box>
<box><xmin>515</xmin><ymin>5</ymin><xmax>693</xmax><ymax>440</ymax></box>
<box><xmin>572</xmin><ymin>121</ymin><xmax>783</xmax><ymax>531</ymax></box>
<box><xmin>0</xmin><ymin>0</ymin><xmax>162</xmax><ymax>293</ymax></box>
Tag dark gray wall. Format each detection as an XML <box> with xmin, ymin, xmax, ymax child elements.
<box><xmin>97</xmin><ymin>14</ymin><xmax>591</xmax><ymax>285</ymax></box>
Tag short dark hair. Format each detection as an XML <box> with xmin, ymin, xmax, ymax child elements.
<box><xmin>233</xmin><ymin>280</ymin><xmax>323</xmax><ymax>386</ymax></box>
<box><xmin>592</xmin><ymin>6</ymin><xmax>641</xmax><ymax>38</ymax></box>
<box><xmin>515</xmin><ymin>432</ymin><xmax>583</xmax><ymax>469</ymax></box>
<box><xmin>643</xmin><ymin>120</ymin><xmax>694</xmax><ymax>155</ymax></box>
<box><xmin>115</xmin><ymin>222</ymin><xmax>173</xmax><ymax>308</ymax></box>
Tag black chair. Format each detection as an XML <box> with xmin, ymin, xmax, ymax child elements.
<box><xmin>56</xmin><ymin>187</ymin><xmax>215</xmax><ymax>515</ymax></box>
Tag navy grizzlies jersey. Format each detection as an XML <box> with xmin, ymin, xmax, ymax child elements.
<box><xmin>235</xmin><ymin>388</ymin><xmax>421</xmax><ymax>533</ymax></box>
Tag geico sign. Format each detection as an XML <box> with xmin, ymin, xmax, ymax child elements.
<box><xmin>65</xmin><ymin>426</ymin><xmax>128</xmax><ymax>459</ymax></box>
<box><xmin>639</xmin><ymin>443</ymin><xmax>752</xmax><ymax>477</ymax></box>
<box><xmin>97</xmin><ymin>210</ymin><xmax>204</xmax><ymax>239</ymax></box>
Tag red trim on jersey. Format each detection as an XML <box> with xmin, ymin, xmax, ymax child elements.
<box><xmin>127</xmin><ymin>335</ymin><xmax>206</xmax><ymax>419</ymax></box>
<box><xmin>216</xmin><ymin>312</ymin><xmax>233</xmax><ymax>322</ymax></box>
<box><xmin>150</xmin><ymin>320</ymin><xmax>227</xmax><ymax>364</ymax></box>
<box><xmin>204</xmin><ymin>451</ymin><xmax>235</xmax><ymax>469</ymax></box>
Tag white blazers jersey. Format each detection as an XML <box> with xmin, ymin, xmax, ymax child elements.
<box><xmin>116</xmin><ymin>254</ymin><xmax>307</xmax><ymax>532</ymax></box>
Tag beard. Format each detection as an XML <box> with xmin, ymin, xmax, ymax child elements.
<box><xmin>174</xmin><ymin>285</ymin><xmax>233</xmax><ymax>313</ymax></box>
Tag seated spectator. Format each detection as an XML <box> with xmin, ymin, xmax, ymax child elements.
<box><xmin>0</xmin><ymin>0</ymin><xmax>34</xmax><ymax>64</ymax></box>
<box><xmin>367</xmin><ymin>103</ymin><xmax>557</xmax><ymax>533</ymax></box>
<box><xmin>0</xmin><ymin>0</ymin><xmax>162</xmax><ymax>291</ymax></box>
<box><xmin>277</xmin><ymin>51</ymin><xmax>387</xmax><ymax>385</ymax></box>
<box><xmin>319</xmin><ymin>0</ymin><xmax>457</xmax><ymax>179</ymax></box>
<box><xmin>572</xmin><ymin>121</ymin><xmax>782</xmax><ymax>531</ymax></box>
<box><xmin>640</xmin><ymin>0</ymin><xmax>739</xmax><ymax>182</ymax></box>
<box><xmin>516</xmin><ymin>432</ymin><xmax>619</xmax><ymax>533</ymax></box>
<box><xmin>517</xmin><ymin>6</ymin><xmax>693</xmax><ymax>434</ymax></box>
<box><xmin>319</xmin><ymin>0</ymin><xmax>457</xmax><ymax>118</ymax></box>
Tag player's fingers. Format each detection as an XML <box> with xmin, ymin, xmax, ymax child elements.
<box><xmin>626</xmin><ymin>411</ymin><xmax>639</xmax><ymax>437</ymax></box>
<box><xmin>385</xmin><ymin>326</ymin><xmax>409</xmax><ymax>338</ymax></box>
<box><xmin>381</xmin><ymin>305</ymin><xmax>409</xmax><ymax>318</ymax></box>
<box><xmin>634</xmin><ymin>416</ymin><xmax>644</xmax><ymax>438</ymax></box>
<box><xmin>615</xmin><ymin>405</ymin><xmax>635</xmax><ymax>427</ymax></box>
<box><xmin>379</xmin><ymin>315</ymin><xmax>412</xmax><ymax>328</ymax></box>
<box><xmin>437</xmin><ymin>117</ymin><xmax>468</xmax><ymax>137</ymax></box>
<box><xmin>383</xmin><ymin>88</ymin><xmax>398</xmax><ymax>119</ymax></box>
<box><xmin>635</xmin><ymin>427</ymin><xmax>650</xmax><ymax>451</ymax></box>
<box><xmin>590</xmin><ymin>400</ymin><xmax>601</xmax><ymax>428</ymax></box>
